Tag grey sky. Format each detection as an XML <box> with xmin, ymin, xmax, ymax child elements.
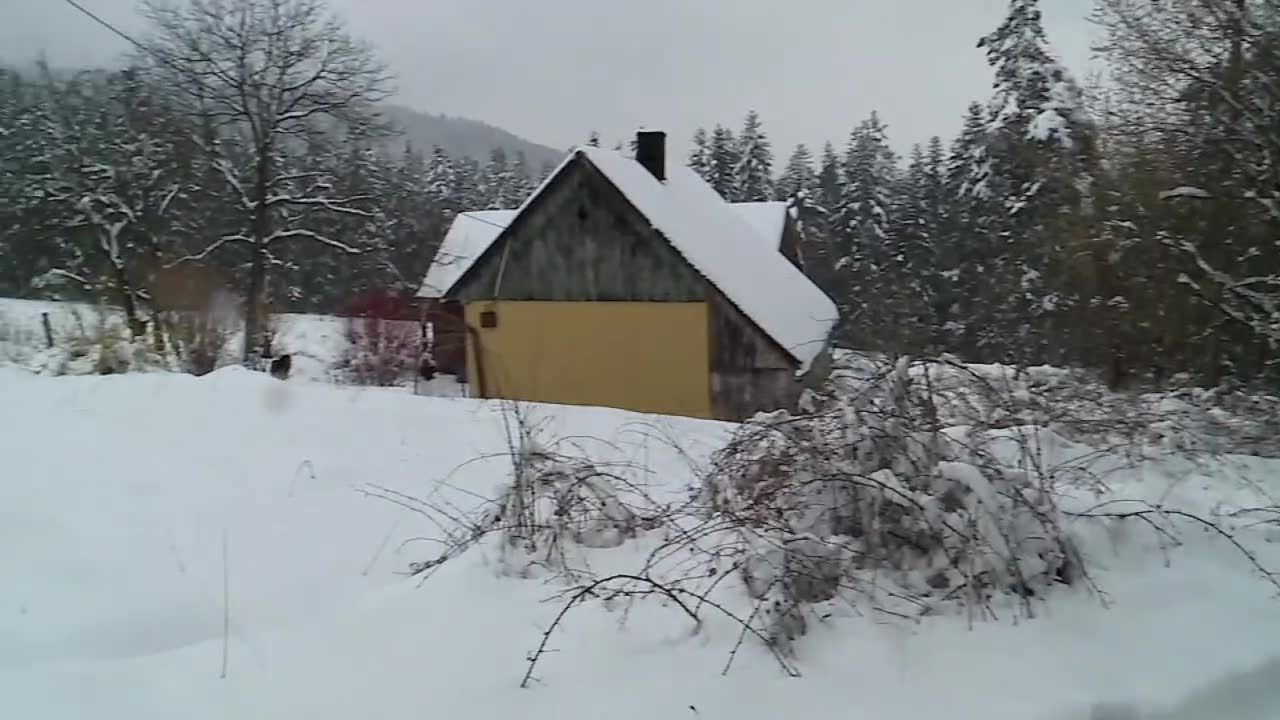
<box><xmin>1</xmin><ymin>0</ymin><xmax>1100</xmax><ymax>156</ymax></box>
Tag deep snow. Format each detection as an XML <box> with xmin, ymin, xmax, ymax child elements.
<box><xmin>2</xmin><ymin>366</ymin><xmax>1279</xmax><ymax>720</ymax></box>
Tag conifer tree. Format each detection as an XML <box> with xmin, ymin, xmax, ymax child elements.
<box><xmin>707</xmin><ymin>124</ymin><xmax>739</xmax><ymax>200</ymax></box>
<box><xmin>688</xmin><ymin>127</ymin><xmax>712</xmax><ymax>182</ymax></box>
<box><xmin>734</xmin><ymin>110</ymin><xmax>774</xmax><ymax>202</ymax></box>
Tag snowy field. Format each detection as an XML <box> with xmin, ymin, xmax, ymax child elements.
<box><xmin>2</xmin><ymin>361</ymin><xmax>1280</xmax><ymax>720</ymax></box>
<box><xmin>0</xmin><ymin>297</ymin><xmax>401</xmax><ymax>385</ymax></box>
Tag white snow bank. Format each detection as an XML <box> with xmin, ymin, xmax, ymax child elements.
<box><xmin>1</xmin><ymin>369</ymin><xmax>1278</xmax><ymax>719</ymax></box>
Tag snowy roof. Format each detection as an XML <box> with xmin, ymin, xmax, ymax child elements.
<box><xmin>418</xmin><ymin>203</ymin><xmax>790</xmax><ymax>301</ymax></box>
<box><xmin>416</xmin><ymin>210</ymin><xmax>517</xmax><ymax>299</ymax></box>
<box><xmin>729</xmin><ymin>201</ymin><xmax>789</xmax><ymax>251</ymax></box>
<box><xmin>576</xmin><ymin>148</ymin><xmax>836</xmax><ymax>369</ymax></box>
<box><xmin>418</xmin><ymin>148</ymin><xmax>838</xmax><ymax>370</ymax></box>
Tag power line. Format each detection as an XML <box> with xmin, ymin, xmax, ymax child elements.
<box><xmin>57</xmin><ymin>0</ymin><xmax>220</xmax><ymax>101</ymax></box>
<box><xmin>58</xmin><ymin>0</ymin><xmax>149</xmax><ymax>52</ymax></box>
<box><xmin>57</xmin><ymin>0</ymin><xmax>521</xmax><ymax>240</ymax></box>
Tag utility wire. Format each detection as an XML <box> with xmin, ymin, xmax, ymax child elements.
<box><xmin>59</xmin><ymin>0</ymin><xmax>149</xmax><ymax>52</ymax></box>
<box><xmin>58</xmin><ymin>0</ymin><xmax>207</xmax><ymax>84</ymax></box>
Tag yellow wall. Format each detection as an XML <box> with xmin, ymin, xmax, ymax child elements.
<box><xmin>465</xmin><ymin>301</ymin><xmax>713</xmax><ymax>418</ymax></box>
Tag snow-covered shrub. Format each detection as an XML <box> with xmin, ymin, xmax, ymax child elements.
<box><xmin>705</xmin><ymin>357</ymin><xmax>1083</xmax><ymax>644</ymax></box>
<box><xmin>0</xmin><ymin>310</ymin><xmax>37</xmax><ymax>366</ymax></box>
<box><xmin>338</xmin><ymin>315</ymin><xmax>421</xmax><ymax>387</ymax></box>
<box><xmin>403</xmin><ymin>410</ymin><xmax>646</xmax><ymax>581</ymax></box>
<box><xmin>395</xmin><ymin>356</ymin><xmax>1276</xmax><ymax>682</ymax></box>
<box><xmin>166</xmin><ymin>306</ymin><xmax>236</xmax><ymax>375</ymax></box>
<box><xmin>485</xmin><ymin>432</ymin><xmax>641</xmax><ymax>577</ymax></box>
<box><xmin>27</xmin><ymin>306</ymin><xmax>172</xmax><ymax>376</ymax></box>
<box><xmin>90</xmin><ymin>330</ymin><xmax>170</xmax><ymax>375</ymax></box>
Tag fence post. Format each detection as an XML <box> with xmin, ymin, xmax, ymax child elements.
<box><xmin>41</xmin><ymin>312</ymin><xmax>54</xmax><ymax>349</ymax></box>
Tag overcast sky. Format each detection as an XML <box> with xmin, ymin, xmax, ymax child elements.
<box><xmin>1</xmin><ymin>0</ymin><xmax>1100</xmax><ymax>156</ymax></box>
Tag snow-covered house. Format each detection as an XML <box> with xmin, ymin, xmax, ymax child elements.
<box><xmin>416</xmin><ymin>131</ymin><xmax>838</xmax><ymax>421</ymax></box>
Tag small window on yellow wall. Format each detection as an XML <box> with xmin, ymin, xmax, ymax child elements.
<box><xmin>480</xmin><ymin>310</ymin><xmax>498</xmax><ymax>328</ymax></box>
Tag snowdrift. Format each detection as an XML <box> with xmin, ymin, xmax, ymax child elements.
<box><xmin>2</xmin><ymin>365</ymin><xmax>1279</xmax><ymax>720</ymax></box>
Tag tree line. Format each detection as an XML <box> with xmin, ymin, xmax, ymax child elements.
<box><xmin>683</xmin><ymin>0</ymin><xmax>1279</xmax><ymax>389</ymax></box>
<box><xmin>0</xmin><ymin>0</ymin><xmax>544</xmax><ymax>363</ymax></box>
<box><xmin>1</xmin><ymin>0</ymin><xmax>1277</xmax><ymax>388</ymax></box>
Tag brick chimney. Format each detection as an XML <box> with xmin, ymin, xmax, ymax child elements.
<box><xmin>635</xmin><ymin>130</ymin><xmax>666</xmax><ymax>182</ymax></box>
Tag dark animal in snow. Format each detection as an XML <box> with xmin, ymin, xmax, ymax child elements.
<box><xmin>269</xmin><ymin>354</ymin><xmax>292</xmax><ymax>380</ymax></box>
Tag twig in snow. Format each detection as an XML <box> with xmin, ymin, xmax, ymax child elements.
<box><xmin>220</xmin><ymin>528</ymin><xmax>230</xmax><ymax>680</ymax></box>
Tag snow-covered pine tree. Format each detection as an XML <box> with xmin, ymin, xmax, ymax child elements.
<box><xmin>816</xmin><ymin>141</ymin><xmax>842</xmax><ymax>229</ymax></box>
<box><xmin>776</xmin><ymin>144</ymin><xmax>824</xmax><ymax>273</ymax></box>
<box><xmin>707</xmin><ymin>124</ymin><xmax>739</xmax><ymax>201</ymax></box>
<box><xmin>424</xmin><ymin>146</ymin><xmax>458</xmax><ymax>213</ymax></box>
<box><xmin>734</xmin><ymin>110</ymin><xmax>774</xmax><ymax>202</ymax></box>
<box><xmin>454</xmin><ymin>156</ymin><xmax>483</xmax><ymax>211</ymax></box>
<box><xmin>777</xmin><ymin>144</ymin><xmax>817</xmax><ymax>204</ymax></box>
<box><xmin>688</xmin><ymin>127</ymin><xmax>712</xmax><ymax>183</ymax></box>
<box><xmin>975</xmin><ymin>0</ymin><xmax>1099</xmax><ymax>364</ymax></box>
<box><xmin>884</xmin><ymin>143</ymin><xmax>937</xmax><ymax>351</ymax></box>
<box><xmin>919</xmin><ymin>136</ymin><xmax>953</xmax><ymax>347</ymax></box>
<box><xmin>942</xmin><ymin>101</ymin><xmax>999</xmax><ymax>357</ymax></box>
<box><xmin>795</xmin><ymin>141</ymin><xmax>846</xmax><ymax>299</ymax></box>
<box><xmin>503</xmin><ymin>151</ymin><xmax>535</xmax><ymax>207</ymax></box>
<box><xmin>378</xmin><ymin>142</ymin><xmax>448</xmax><ymax>296</ymax></box>
<box><xmin>833</xmin><ymin>112</ymin><xmax>899</xmax><ymax>345</ymax></box>
<box><xmin>587</xmin><ymin>130</ymin><xmax>601</xmax><ymax>148</ymax></box>
<box><xmin>0</xmin><ymin>68</ymin><xmax>82</xmax><ymax>299</ymax></box>
<box><xmin>477</xmin><ymin>147</ymin><xmax>512</xmax><ymax>210</ymax></box>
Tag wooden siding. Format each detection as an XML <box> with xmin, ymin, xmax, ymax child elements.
<box><xmin>421</xmin><ymin>299</ymin><xmax>468</xmax><ymax>379</ymax></box>
<box><xmin>465</xmin><ymin>300</ymin><xmax>713</xmax><ymax>419</ymax></box>
<box><xmin>452</xmin><ymin>158</ymin><xmax>706</xmax><ymax>303</ymax></box>
<box><xmin>707</xmin><ymin>289</ymin><xmax>793</xmax><ymax>371</ymax></box>
<box><xmin>711</xmin><ymin>370</ymin><xmax>801</xmax><ymax>422</ymax></box>
<box><xmin>707</xmin><ymin>289</ymin><xmax>804</xmax><ymax>421</ymax></box>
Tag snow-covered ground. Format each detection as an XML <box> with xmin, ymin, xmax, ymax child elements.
<box><xmin>2</xmin><ymin>364</ymin><xmax>1279</xmax><ymax>720</ymax></box>
<box><xmin>0</xmin><ymin>297</ymin><xmax>415</xmax><ymax>386</ymax></box>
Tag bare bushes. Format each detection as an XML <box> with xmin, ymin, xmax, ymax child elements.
<box><xmin>338</xmin><ymin>315</ymin><xmax>420</xmax><ymax>387</ymax></box>
<box><xmin>336</xmin><ymin>291</ymin><xmax>423</xmax><ymax>387</ymax></box>
<box><xmin>0</xmin><ymin>308</ymin><xmax>42</xmax><ymax>366</ymax></box>
<box><xmin>373</xmin><ymin>407</ymin><xmax>657</xmax><ymax>583</ymax></box>
<box><xmin>704</xmin><ymin>358</ymin><xmax>1087</xmax><ymax>644</ymax></box>
<box><xmin>27</xmin><ymin>304</ymin><xmax>173</xmax><ymax>376</ymax></box>
<box><xmin>163</xmin><ymin>289</ymin><xmax>241</xmax><ymax>376</ymax></box>
<box><xmin>394</xmin><ymin>356</ymin><xmax>1279</xmax><ymax>683</ymax></box>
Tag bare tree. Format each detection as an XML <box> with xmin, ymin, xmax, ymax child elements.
<box><xmin>139</xmin><ymin>0</ymin><xmax>393</xmax><ymax>363</ymax></box>
<box><xmin>30</xmin><ymin>67</ymin><xmax>190</xmax><ymax>341</ymax></box>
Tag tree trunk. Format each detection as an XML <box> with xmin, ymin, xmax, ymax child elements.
<box><xmin>109</xmin><ymin>255</ymin><xmax>145</xmax><ymax>339</ymax></box>
<box><xmin>242</xmin><ymin>142</ymin><xmax>274</xmax><ymax>366</ymax></box>
<box><xmin>242</xmin><ymin>245</ymin><xmax>267</xmax><ymax>366</ymax></box>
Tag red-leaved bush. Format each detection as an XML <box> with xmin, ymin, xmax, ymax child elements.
<box><xmin>338</xmin><ymin>290</ymin><xmax>423</xmax><ymax>387</ymax></box>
